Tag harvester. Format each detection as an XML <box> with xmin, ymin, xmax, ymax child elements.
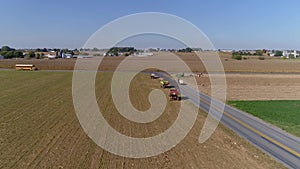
<box><xmin>169</xmin><ymin>88</ymin><xmax>181</xmax><ymax>101</ymax></box>
<box><xmin>160</xmin><ymin>80</ymin><xmax>170</xmax><ymax>88</ymax></box>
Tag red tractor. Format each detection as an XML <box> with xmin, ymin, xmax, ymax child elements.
<box><xmin>169</xmin><ymin>88</ymin><xmax>181</xmax><ymax>101</ymax></box>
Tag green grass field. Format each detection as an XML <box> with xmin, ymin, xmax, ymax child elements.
<box><xmin>228</xmin><ymin>100</ymin><xmax>300</xmax><ymax>137</ymax></box>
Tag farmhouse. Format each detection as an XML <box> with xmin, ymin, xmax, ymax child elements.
<box><xmin>282</xmin><ymin>50</ymin><xmax>299</xmax><ymax>58</ymax></box>
<box><xmin>0</xmin><ymin>55</ymin><xmax>4</xmax><ymax>59</ymax></box>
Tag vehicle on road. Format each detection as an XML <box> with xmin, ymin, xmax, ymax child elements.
<box><xmin>169</xmin><ymin>88</ymin><xmax>181</xmax><ymax>101</ymax></box>
<box><xmin>150</xmin><ymin>73</ymin><xmax>159</xmax><ymax>79</ymax></box>
<box><xmin>160</xmin><ymin>80</ymin><xmax>170</xmax><ymax>88</ymax></box>
<box><xmin>178</xmin><ymin>79</ymin><xmax>184</xmax><ymax>85</ymax></box>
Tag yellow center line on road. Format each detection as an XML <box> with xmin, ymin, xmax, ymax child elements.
<box><xmin>180</xmin><ymin>86</ymin><xmax>300</xmax><ymax>158</ymax></box>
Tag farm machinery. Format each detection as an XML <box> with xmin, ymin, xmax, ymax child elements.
<box><xmin>160</xmin><ymin>80</ymin><xmax>170</xmax><ymax>88</ymax></box>
<box><xmin>150</xmin><ymin>73</ymin><xmax>159</xmax><ymax>79</ymax></box>
<box><xmin>169</xmin><ymin>88</ymin><xmax>181</xmax><ymax>101</ymax></box>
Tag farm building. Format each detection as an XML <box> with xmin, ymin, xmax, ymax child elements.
<box><xmin>282</xmin><ymin>50</ymin><xmax>299</xmax><ymax>58</ymax></box>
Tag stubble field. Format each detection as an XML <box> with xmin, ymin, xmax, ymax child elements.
<box><xmin>0</xmin><ymin>71</ymin><xmax>284</xmax><ymax>169</ymax></box>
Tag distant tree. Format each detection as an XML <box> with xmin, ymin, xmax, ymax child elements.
<box><xmin>1</xmin><ymin>50</ymin><xmax>23</xmax><ymax>59</ymax></box>
<box><xmin>275</xmin><ymin>50</ymin><xmax>283</xmax><ymax>56</ymax></box>
<box><xmin>113</xmin><ymin>51</ymin><xmax>119</xmax><ymax>56</ymax></box>
<box><xmin>185</xmin><ymin>47</ymin><xmax>193</xmax><ymax>52</ymax></box>
<box><xmin>232</xmin><ymin>53</ymin><xmax>242</xmax><ymax>60</ymax></box>
<box><xmin>35</xmin><ymin>53</ymin><xmax>41</xmax><ymax>59</ymax></box>
<box><xmin>42</xmin><ymin>48</ymin><xmax>48</xmax><ymax>52</ymax></box>
<box><xmin>255</xmin><ymin>50</ymin><xmax>263</xmax><ymax>56</ymax></box>
<box><xmin>92</xmin><ymin>48</ymin><xmax>99</xmax><ymax>51</ymax></box>
<box><xmin>255</xmin><ymin>50</ymin><xmax>264</xmax><ymax>56</ymax></box>
<box><xmin>262</xmin><ymin>49</ymin><xmax>267</xmax><ymax>53</ymax></box>
<box><xmin>1</xmin><ymin>46</ymin><xmax>13</xmax><ymax>52</ymax></box>
<box><xmin>27</xmin><ymin>51</ymin><xmax>35</xmax><ymax>58</ymax></box>
<box><xmin>62</xmin><ymin>48</ymin><xmax>69</xmax><ymax>53</ymax></box>
<box><xmin>107</xmin><ymin>47</ymin><xmax>136</xmax><ymax>56</ymax></box>
<box><xmin>14</xmin><ymin>51</ymin><xmax>23</xmax><ymax>58</ymax></box>
<box><xmin>5</xmin><ymin>51</ymin><xmax>15</xmax><ymax>58</ymax></box>
<box><xmin>178</xmin><ymin>47</ymin><xmax>193</xmax><ymax>52</ymax></box>
<box><xmin>0</xmin><ymin>51</ymin><xmax>8</xmax><ymax>57</ymax></box>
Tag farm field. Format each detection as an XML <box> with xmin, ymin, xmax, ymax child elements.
<box><xmin>183</xmin><ymin>73</ymin><xmax>300</xmax><ymax>101</ymax></box>
<box><xmin>1</xmin><ymin>52</ymin><xmax>300</xmax><ymax>73</ymax></box>
<box><xmin>0</xmin><ymin>71</ymin><xmax>284</xmax><ymax>169</ymax></box>
<box><xmin>228</xmin><ymin>100</ymin><xmax>300</xmax><ymax>137</ymax></box>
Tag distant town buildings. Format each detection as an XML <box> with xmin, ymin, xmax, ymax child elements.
<box><xmin>267</xmin><ymin>50</ymin><xmax>299</xmax><ymax>58</ymax></box>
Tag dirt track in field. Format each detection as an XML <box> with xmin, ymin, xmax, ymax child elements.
<box><xmin>0</xmin><ymin>71</ymin><xmax>284</xmax><ymax>169</ymax></box>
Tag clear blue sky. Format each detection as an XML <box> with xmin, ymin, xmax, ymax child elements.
<box><xmin>0</xmin><ymin>0</ymin><xmax>300</xmax><ymax>49</ymax></box>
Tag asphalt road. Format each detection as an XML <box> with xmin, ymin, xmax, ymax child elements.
<box><xmin>158</xmin><ymin>72</ymin><xmax>300</xmax><ymax>169</ymax></box>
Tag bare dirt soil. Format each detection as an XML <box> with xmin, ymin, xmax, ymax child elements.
<box><xmin>184</xmin><ymin>73</ymin><xmax>300</xmax><ymax>101</ymax></box>
<box><xmin>0</xmin><ymin>71</ymin><xmax>284</xmax><ymax>169</ymax></box>
<box><xmin>1</xmin><ymin>52</ymin><xmax>300</xmax><ymax>73</ymax></box>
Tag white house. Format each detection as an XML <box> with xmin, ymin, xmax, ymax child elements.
<box><xmin>269</xmin><ymin>53</ymin><xmax>275</xmax><ymax>57</ymax></box>
<box><xmin>0</xmin><ymin>55</ymin><xmax>4</xmax><ymax>59</ymax></box>
<box><xmin>47</xmin><ymin>54</ymin><xmax>56</xmax><ymax>59</ymax></box>
<box><xmin>282</xmin><ymin>50</ymin><xmax>299</xmax><ymax>58</ymax></box>
<box><xmin>291</xmin><ymin>50</ymin><xmax>299</xmax><ymax>58</ymax></box>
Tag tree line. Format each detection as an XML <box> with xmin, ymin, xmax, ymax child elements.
<box><xmin>0</xmin><ymin>46</ymin><xmax>79</xmax><ymax>59</ymax></box>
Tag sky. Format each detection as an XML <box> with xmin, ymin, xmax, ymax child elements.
<box><xmin>0</xmin><ymin>0</ymin><xmax>300</xmax><ymax>50</ymax></box>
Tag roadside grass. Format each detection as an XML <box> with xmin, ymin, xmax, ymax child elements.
<box><xmin>228</xmin><ymin>100</ymin><xmax>300</xmax><ymax>137</ymax></box>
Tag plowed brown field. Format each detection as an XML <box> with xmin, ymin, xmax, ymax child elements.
<box><xmin>0</xmin><ymin>71</ymin><xmax>284</xmax><ymax>168</ymax></box>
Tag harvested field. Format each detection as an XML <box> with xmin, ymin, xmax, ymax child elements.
<box><xmin>184</xmin><ymin>73</ymin><xmax>300</xmax><ymax>100</ymax></box>
<box><xmin>1</xmin><ymin>52</ymin><xmax>300</xmax><ymax>73</ymax></box>
<box><xmin>0</xmin><ymin>71</ymin><xmax>284</xmax><ymax>169</ymax></box>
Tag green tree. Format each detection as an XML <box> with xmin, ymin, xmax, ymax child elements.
<box><xmin>275</xmin><ymin>50</ymin><xmax>283</xmax><ymax>56</ymax></box>
<box><xmin>1</xmin><ymin>46</ymin><xmax>13</xmax><ymax>52</ymax></box>
<box><xmin>35</xmin><ymin>53</ymin><xmax>41</xmax><ymax>59</ymax></box>
<box><xmin>27</xmin><ymin>51</ymin><xmax>35</xmax><ymax>58</ymax></box>
<box><xmin>232</xmin><ymin>53</ymin><xmax>242</xmax><ymax>60</ymax></box>
<box><xmin>14</xmin><ymin>51</ymin><xmax>23</xmax><ymax>58</ymax></box>
<box><xmin>5</xmin><ymin>51</ymin><xmax>15</xmax><ymax>58</ymax></box>
<box><xmin>0</xmin><ymin>51</ymin><xmax>8</xmax><ymax>57</ymax></box>
<box><xmin>255</xmin><ymin>50</ymin><xmax>263</xmax><ymax>56</ymax></box>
